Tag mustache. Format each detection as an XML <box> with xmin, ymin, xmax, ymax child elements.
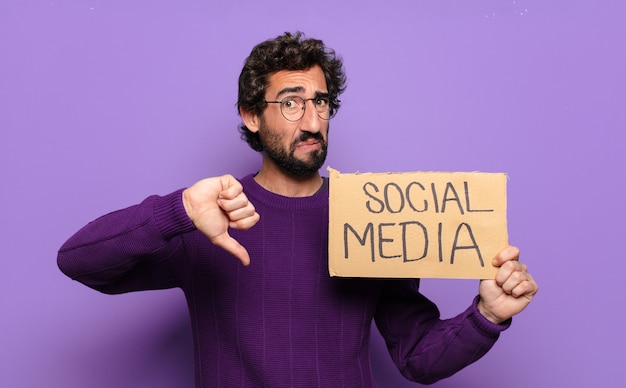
<box><xmin>298</xmin><ymin>131</ymin><xmax>324</xmax><ymax>142</ymax></box>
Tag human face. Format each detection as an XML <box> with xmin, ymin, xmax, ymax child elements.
<box><xmin>257</xmin><ymin>66</ymin><xmax>330</xmax><ymax>177</ymax></box>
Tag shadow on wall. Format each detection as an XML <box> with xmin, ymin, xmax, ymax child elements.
<box><xmin>65</xmin><ymin>310</ymin><xmax>196</xmax><ymax>388</ymax></box>
<box><xmin>139</xmin><ymin>316</ymin><xmax>195</xmax><ymax>387</ymax></box>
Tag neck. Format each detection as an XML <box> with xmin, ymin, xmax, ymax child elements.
<box><xmin>254</xmin><ymin>158</ymin><xmax>323</xmax><ymax>197</ymax></box>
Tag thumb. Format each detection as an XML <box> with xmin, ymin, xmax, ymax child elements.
<box><xmin>211</xmin><ymin>233</ymin><xmax>251</xmax><ymax>266</ymax></box>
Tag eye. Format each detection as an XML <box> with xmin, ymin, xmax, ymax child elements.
<box><xmin>281</xmin><ymin>97</ymin><xmax>302</xmax><ymax>111</ymax></box>
<box><xmin>315</xmin><ymin>97</ymin><xmax>330</xmax><ymax>107</ymax></box>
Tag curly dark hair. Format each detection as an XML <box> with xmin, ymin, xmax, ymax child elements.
<box><xmin>237</xmin><ymin>32</ymin><xmax>347</xmax><ymax>151</ymax></box>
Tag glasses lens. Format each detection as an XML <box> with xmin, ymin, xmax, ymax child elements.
<box><xmin>280</xmin><ymin>97</ymin><xmax>305</xmax><ymax>121</ymax></box>
<box><xmin>313</xmin><ymin>97</ymin><xmax>331</xmax><ymax>120</ymax></box>
<box><xmin>278</xmin><ymin>96</ymin><xmax>333</xmax><ymax>121</ymax></box>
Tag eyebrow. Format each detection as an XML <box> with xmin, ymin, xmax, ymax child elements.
<box><xmin>275</xmin><ymin>86</ymin><xmax>305</xmax><ymax>99</ymax></box>
<box><xmin>274</xmin><ymin>86</ymin><xmax>330</xmax><ymax>100</ymax></box>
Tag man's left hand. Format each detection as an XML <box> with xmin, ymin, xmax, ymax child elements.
<box><xmin>477</xmin><ymin>246</ymin><xmax>539</xmax><ymax>324</ymax></box>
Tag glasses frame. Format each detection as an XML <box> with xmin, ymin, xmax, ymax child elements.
<box><xmin>263</xmin><ymin>95</ymin><xmax>337</xmax><ymax>122</ymax></box>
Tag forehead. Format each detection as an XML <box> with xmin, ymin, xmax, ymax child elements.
<box><xmin>266</xmin><ymin>65</ymin><xmax>327</xmax><ymax>98</ymax></box>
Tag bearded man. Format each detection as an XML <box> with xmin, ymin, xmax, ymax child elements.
<box><xmin>58</xmin><ymin>32</ymin><xmax>538</xmax><ymax>388</ymax></box>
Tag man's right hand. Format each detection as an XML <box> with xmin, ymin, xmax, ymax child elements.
<box><xmin>182</xmin><ymin>174</ymin><xmax>260</xmax><ymax>266</ymax></box>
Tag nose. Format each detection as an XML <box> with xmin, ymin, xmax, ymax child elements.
<box><xmin>300</xmin><ymin>99</ymin><xmax>323</xmax><ymax>133</ymax></box>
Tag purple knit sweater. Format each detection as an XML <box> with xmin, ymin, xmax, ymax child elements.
<box><xmin>58</xmin><ymin>174</ymin><xmax>509</xmax><ymax>387</ymax></box>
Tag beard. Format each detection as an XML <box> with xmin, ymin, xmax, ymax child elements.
<box><xmin>258</xmin><ymin>121</ymin><xmax>328</xmax><ymax>177</ymax></box>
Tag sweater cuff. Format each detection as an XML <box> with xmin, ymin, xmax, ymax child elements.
<box><xmin>153</xmin><ymin>189</ymin><xmax>196</xmax><ymax>240</ymax></box>
<box><xmin>467</xmin><ymin>295</ymin><xmax>512</xmax><ymax>337</ymax></box>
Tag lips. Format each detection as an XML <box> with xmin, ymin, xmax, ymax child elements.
<box><xmin>293</xmin><ymin>132</ymin><xmax>324</xmax><ymax>151</ymax></box>
<box><xmin>299</xmin><ymin>138</ymin><xmax>320</xmax><ymax>146</ymax></box>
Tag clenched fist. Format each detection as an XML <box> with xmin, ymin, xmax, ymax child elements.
<box><xmin>182</xmin><ymin>174</ymin><xmax>260</xmax><ymax>266</ymax></box>
<box><xmin>478</xmin><ymin>246</ymin><xmax>539</xmax><ymax>324</ymax></box>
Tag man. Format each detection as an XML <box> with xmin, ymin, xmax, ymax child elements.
<box><xmin>58</xmin><ymin>32</ymin><xmax>538</xmax><ymax>387</ymax></box>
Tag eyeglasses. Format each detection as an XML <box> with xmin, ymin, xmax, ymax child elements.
<box><xmin>264</xmin><ymin>95</ymin><xmax>336</xmax><ymax>122</ymax></box>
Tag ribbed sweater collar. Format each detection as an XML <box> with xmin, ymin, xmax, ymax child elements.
<box><xmin>240</xmin><ymin>173</ymin><xmax>328</xmax><ymax>211</ymax></box>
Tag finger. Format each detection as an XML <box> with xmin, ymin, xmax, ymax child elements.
<box><xmin>510</xmin><ymin>273</ymin><xmax>539</xmax><ymax>298</ymax></box>
<box><xmin>226</xmin><ymin>205</ymin><xmax>257</xmax><ymax>222</ymax></box>
<box><xmin>211</xmin><ymin>233</ymin><xmax>251</xmax><ymax>266</ymax></box>
<box><xmin>494</xmin><ymin>259</ymin><xmax>524</xmax><ymax>286</ymax></box>
<box><xmin>498</xmin><ymin>268</ymin><xmax>528</xmax><ymax>295</ymax></box>
<box><xmin>218</xmin><ymin>175</ymin><xmax>243</xmax><ymax>199</ymax></box>
<box><xmin>229</xmin><ymin>211</ymin><xmax>260</xmax><ymax>230</ymax></box>
<box><xmin>218</xmin><ymin>194</ymin><xmax>251</xmax><ymax>213</ymax></box>
<box><xmin>492</xmin><ymin>245</ymin><xmax>520</xmax><ymax>267</ymax></box>
<box><xmin>498</xmin><ymin>263</ymin><xmax>537</xmax><ymax>297</ymax></box>
<box><xmin>218</xmin><ymin>196</ymin><xmax>259</xmax><ymax>229</ymax></box>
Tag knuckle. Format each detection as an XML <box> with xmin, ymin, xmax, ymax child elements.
<box><xmin>502</xmin><ymin>260</ymin><xmax>517</xmax><ymax>271</ymax></box>
<box><xmin>511</xmin><ymin>271</ymin><xmax>525</xmax><ymax>283</ymax></box>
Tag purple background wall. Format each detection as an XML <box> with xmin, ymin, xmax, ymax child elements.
<box><xmin>1</xmin><ymin>1</ymin><xmax>624</xmax><ymax>387</ymax></box>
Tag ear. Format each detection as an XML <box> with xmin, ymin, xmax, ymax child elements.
<box><xmin>240</xmin><ymin>107</ymin><xmax>261</xmax><ymax>133</ymax></box>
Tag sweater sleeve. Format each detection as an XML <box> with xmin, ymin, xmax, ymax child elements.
<box><xmin>374</xmin><ymin>279</ymin><xmax>511</xmax><ymax>384</ymax></box>
<box><xmin>57</xmin><ymin>189</ymin><xmax>197</xmax><ymax>294</ymax></box>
